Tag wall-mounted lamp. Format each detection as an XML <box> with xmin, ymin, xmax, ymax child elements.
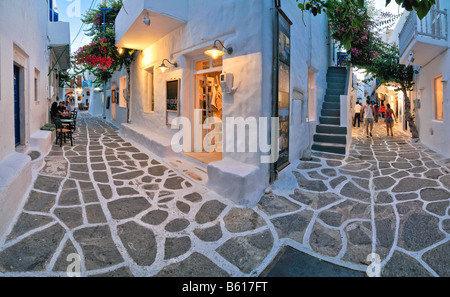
<box><xmin>204</xmin><ymin>40</ymin><xmax>233</xmax><ymax>59</ymax></box>
<box><xmin>118</xmin><ymin>47</ymin><xmax>124</xmax><ymax>55</ymax></box>
<box><xmin>157</xmin><ymin>59</ymin><xmax>178</xmax><ymax>73</ymax></box>
<box><xmin>143</xmin><ymin>12</ymin><xmax>151</xmax><ymax>26</ymax></box>
<box><xmin>406</xmin><ymin>51</ymin><xmax>415</xmax><ymax>67</ymax></box>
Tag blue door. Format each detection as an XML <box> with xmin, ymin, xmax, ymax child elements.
<box><xmin>14</xmin><ymin>65</ymin><xmax>20</xmax><ymax>147</ymax></box>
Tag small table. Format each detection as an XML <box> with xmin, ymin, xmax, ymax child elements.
<box><xmin>60</xmin><ymin>119</ymin><xmax>74</xmax><ymax>130</ymax></box>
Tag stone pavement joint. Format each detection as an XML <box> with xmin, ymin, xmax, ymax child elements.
<box><xmin>0</xmin><ymin>114</ymin><xmax>449</xmax><ymax>277</ymax></box>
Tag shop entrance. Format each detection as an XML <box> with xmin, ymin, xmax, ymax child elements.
<box><xmin>111</xmin><ymin>82</ymin><xmax>117</xmax><ymax>122</ymax></box>
<box><xmin>14</xmin><ymin>65</ymin><xmax>21</xmax><ymax>147</ymax></box>
<box><xmin>185</xmin><ymin>57</ymin><xmax>223</xmax><ymax>164</ymax></box>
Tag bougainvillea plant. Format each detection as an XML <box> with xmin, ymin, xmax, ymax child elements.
<box><xmin>71</xmin><ymin>0</ymin><xmax>134</xmax><ymax>84</ymax></box>
<box><xmin>327</xmin><ymin>1</ymin><xmax>377</xmax><ymax>54</ymax></box>
<box><xmin>325</xmin><ymin>0</ymin><xmax>391</xmax><ymax>68</ymax></box>
<box><xmin>74</xmin><ymin>38</ymin><xmax>115</xmax><ymax>72</ymax></box>
<box><xmin>297</xmin><ymin>0</ymin><xmax>436</xmax><ymax>20</ymax></box>
<box><xmin>69</xmin><ymin>0</ymin><xmax>135</xmax><ymax>121</ymax></box>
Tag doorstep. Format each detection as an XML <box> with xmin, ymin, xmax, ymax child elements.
<box><xmin>120</xmin><ymin>123</ymin><xmax>267</xmax><ymax>206</ymax></box>
<box><xmin>0</xmin><ymin>152</ymin><xmax>33</xmax><ymax>240</ymax></box>
<box><xmin>121</xmin><ymin>123</ymin><xmax>176</xmax><ymax>159</ymax></box>
<box><xmin>207</xmin><ymin>158</ymin><xmax>266</xmax><ymax>206</ymax></box>
<box><xmin>30</xmin><ymin>130</ymin><xmax>54</xmax><ymax>156</ymax></box>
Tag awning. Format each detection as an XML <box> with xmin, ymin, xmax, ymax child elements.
<box><xmin>50</xmin><ymin>45</ymin><xmax>71</xmax><ymax>71</ymax></box>
<box><xmin>48</xmin><ymin>21</ymin><xmax>71</xmax><ymax>71</ymax></box>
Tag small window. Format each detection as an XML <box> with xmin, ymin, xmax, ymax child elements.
<box><xmin>212</xmin><ymin>57</ymin><xmax>223</xmax><ymax>68</ymax></box>
<box><xmin>119</xmin><ymin>76</ymin><xmax>127</xmax><ymax>108</ymax></box>
<box><xmin>434</xmin><ymin>75</ymin><xmax>444</xmax><ymax>121</ymax></box>
<box><xmin>195</xmin><ymin>57</ymin><xmax>223</xmax><ymax>71</ymax></box>
<box><xmin>34</xmin><ymin>69</ymin><xmax>40</xmax><ymax>101</ymax></box>
<box><xmin>145</xmin><ymin>68</ymin><xmax>154</xmax><ymax>113</ymax></box>
<box><xmin>34</xmin><ymin>78</ymin><xmax>38</xmax><ymax>101</ymax></box>
<box><xmin>196</xmin><ymin>59</ymin><xmax>210</xmax><ymax>71</ymax></box>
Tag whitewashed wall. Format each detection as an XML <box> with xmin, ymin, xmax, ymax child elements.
<box><xmin>89</xmin><ymin>89</ymin><xmax>104</xmax><ymax>117</ymax></box>
<box><xmin>410</xmin><ymin>1</ymin><xmax>450</xmax><ymax>157</ymax></box>
<box><xmin>415</xmin><ymin>51</ymin><xmax>450</xmax><ymax>157</ymax></box>
<box><xmin>122</xmin><ymin>0</ymin><xmax>328</xmax><ymax>162</ymax></box>
<box><xmin>0</xmin><ymin>0</ymin><xmax>55</xmax><ymax>238</ymax></box>
<box><xmin>113</xmin><ymin>0</ymin><xmax>330</xmax><ymax>203</ymax></box>
<box><xmin>99</xmin><ymin>69</ymin><xmax>129</xmax><ymax>129</ymax></box>
<box><xmin>124</xmin><ymin>0</ymin><xmax>267</xmax><ymax>164</ymax></box>
<box><xmin>280</xmin><ymin>0</ymin><xmax>329</xmax><ymax>163</ymax></box>
<box><xmin>0</xmin><ymin>0</ymin><xmax>51</xmax><ymax>160</ymax></box>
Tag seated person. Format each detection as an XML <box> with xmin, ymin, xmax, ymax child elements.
<box><xmin>50</xmin><ymin>102</ymin><xmax>59</xmax><ymax>122</ymax></box>
<box><xmin>65</xmin><ymin>101</ymin><xmax>73</xmax><ymax>115</ymax></box>
<box><xmin>58</xmin><ymin>102</ymin><xmax>70</xmax><ymax>119</ymax></box>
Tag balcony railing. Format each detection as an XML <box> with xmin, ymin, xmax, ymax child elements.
<box><xmin>399</xmin><ymin>8</ymin><xmax>448</xmax><ymax>56</ymax></box>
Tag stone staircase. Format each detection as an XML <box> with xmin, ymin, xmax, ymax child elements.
<box><xmin>312</xmin><ymin>67</ymin><xmax>348</xmax><ymax>155</ymax></box>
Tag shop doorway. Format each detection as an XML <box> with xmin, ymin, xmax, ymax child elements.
<box><xmin>395</xmin><ymin>96</ymin><xmax>399</xmax><ymax>119</ymax></box>
<box><xmin>187</xmin><ymin>57</ymin><xmax>223</xmax><ymax>164</ymax></box>
<box><xmin>14</xmin><ymin>65</ymin><xmax>21</xmax><ymax>147</ymax></box>
<box><xmin>111</xmin><ymin>82</ymin><xmax>117</xmax><ymax>122</ymax></box>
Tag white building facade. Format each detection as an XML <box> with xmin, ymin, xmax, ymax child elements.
<box><xmin>107</xmin><ymin>0</ymin><xmax>333</xmax><ymax>205</ymax></box>
<box><xmin>0</xmin><ymin>0</ymin><xmax>70</xmax><ymax>237</ymax></box>
<box><xmin>398</xmin><ymin>0</ymin><xmax>450</xmax><ymax>156</ymax></box>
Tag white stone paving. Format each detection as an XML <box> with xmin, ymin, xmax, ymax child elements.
<box><xmin>0</xmin><ymin>114</ymin><xmax>449</xmax><ymax>277</ymax></box>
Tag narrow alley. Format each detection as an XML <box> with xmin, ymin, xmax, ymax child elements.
<box><xmin>0</xmin><ymin>113</ymin><xmax>449</xmax><ymax>277</ymax></box>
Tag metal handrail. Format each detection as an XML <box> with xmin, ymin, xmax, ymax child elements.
<box><xmin>337</xmin><ymin>52</ymin><xmax>348</xmax><ymax>67</ymax></box>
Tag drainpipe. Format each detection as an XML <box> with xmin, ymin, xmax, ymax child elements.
<box><xmin>304</xmin><ymin>12</ymin><xmax>314</xmax><ymax>159</ymax></box>
<box><xmin>308</xmin><ymin>12</ymin><xmax>312</xmax><ymax>68</ymax></box>
<box><xmin>126</xmin><ymin>65</ymin><xmax>131</xmax><ymax>124</ymax></box>
<box><xmin>270</xmin><ymin>0</ymin><xmax>280</xmax><ymax>183</ymax></box>
<box><xmin>102</xmin><ymin>81</ymin><xmax>107</xmax><ymax>120</ymax></box>
<box><xmin>101</xmin><ymin>0</ymin><xmax>112</xmax><ymax>120</ymax></box>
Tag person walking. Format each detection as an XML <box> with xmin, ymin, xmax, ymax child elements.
<box><xmin>374</xmin><ymin>104</ymin><xmax>380</xmax><ymax>123</ymax></box>
<box><xmin>361</xmin><ymin>99</ymin><xmax>375</xmax><ymax>138</ymax></box>
<box><xmin>381</xmin><ymin>104</ymin><xmax>386</xmax><ymax>119</ymax></box>
<box><xmin>353</xmin><ymin>103</ymin><xmax>362</xmax><ymax>128</ymax></box>
<box><xmin>385</xmin><ymin>104</ymin><xmax>397</xmax><ymax>137</ymax></box>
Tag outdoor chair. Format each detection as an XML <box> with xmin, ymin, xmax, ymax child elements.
<box><xmin>71</xmin><ymin>111</ymin><xmax>78</xmax><ymax>131</ymax></box>
<box><xmin>54</xmin><ymin>118</ymin><xmax>73</xmax><ymax>147</ymax></box>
